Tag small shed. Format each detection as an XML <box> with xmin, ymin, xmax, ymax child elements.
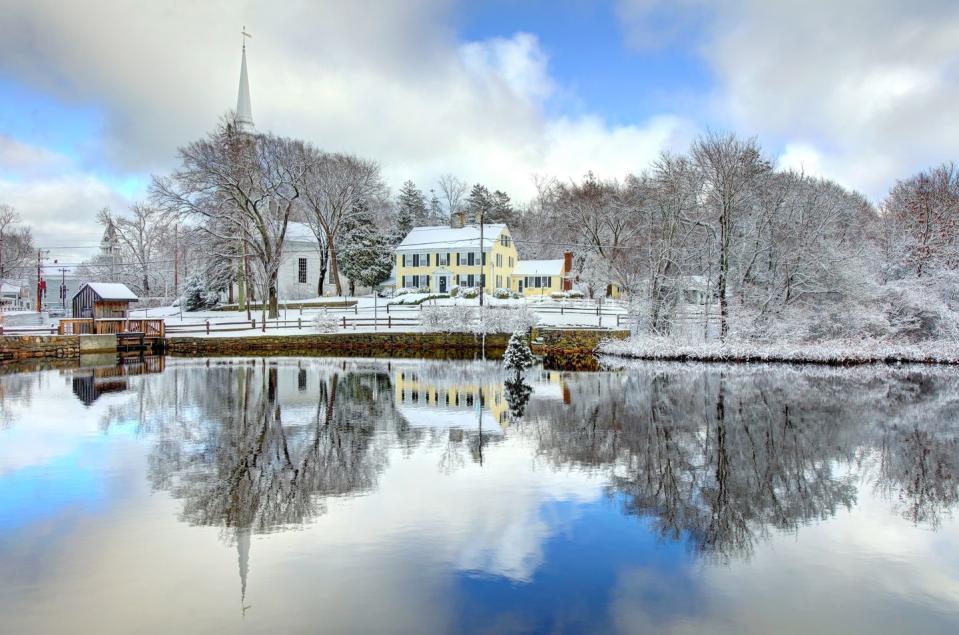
<box><xmin>72</xmin><ymin>282</ymin><xmax>138</xmax><ymax>319</ymax></box>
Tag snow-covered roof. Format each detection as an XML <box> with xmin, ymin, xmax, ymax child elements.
<box><xmin>0</xmin><ymin>283</ymin><xmax>22</xmax><ymax>295</ymax></box>
<box><xmin>285</xmin><ymin>221</ymin><xmax>317</xmax><ymax>243</ymax></box>
<box><xmin>396</xmin><ymin>224</ymin><xmax>507</xmax><ymax>252</ymax></box>
<box><xmin>82</xmin><ymin>282</ymin><xmax>138</xmax><ymax>301</ymax></box>
<box><xmin>512</xmin><ymin>259</ymin><xmax>565</xmax><ymax>276</ymax></box>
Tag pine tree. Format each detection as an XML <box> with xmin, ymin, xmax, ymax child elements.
<box><xmin>465</xmin><ymin>183</ymin><xmax>493</xmax><ymax>223</ymax></box>
<box><xmin>489</xmin><ymin>190</ymin><xmax>516</xmax><ymax>224</ymax></box>
<box><xmin>340</xmin><ymin>222</ymin><xmax>394</xmax><ymax>296</ymax></box>
<box><xmin>182</xmin><ymin>271</ymin><xmax>207</xmax><ymax>311</ymax></box>
<box><xmin>504</xmin><ymin>376</ymin><xmax>533</xmax><ymax>419</ymax></box>
<box><xmin>396</xmin><ymin>180</ymin><xmax>427</xmax><ymax>237</ymax></box>
<box><xmin>503</xmin><ymin>332</ymin><xmax>534</xmax><ymax>377</ymax></box>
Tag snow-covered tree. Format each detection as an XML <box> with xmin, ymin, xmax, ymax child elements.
<box><xmin>396</xmin><ymin>180</ymin><xmax>428</xmax><ymax>229</ymax></box>
<box><xmin>503</xmin><ymin>332</ymin><xmax>534</xmax><ymax>378</ymax></box>
<box><xmin>465</xmin><ymin>183</ymin><xmax>493</xmax><ymax>223</ymax></box>
<box><xmin>0</xmin><ymin>204</ymin><xmax>34</xmax><ymax>281</ymax></box>
<box><xmin>504</xmin><ymin>376</ymin><xmax>533</xmax><ymax>419</ymax></box>
<box><xmin>340</xmin><ymin>204</ymin><xmax>393</xmax><ymax>296</ymax></box>
<box><xmin>182</xmin><ymin>271</ymin><xmax>207</xmax><ymax>311</ymax></box>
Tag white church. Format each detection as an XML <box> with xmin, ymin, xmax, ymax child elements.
<box><xmin>229</xmin><ymin>35</ymin><xmax>352</xmax><ymax>301</ymax></box>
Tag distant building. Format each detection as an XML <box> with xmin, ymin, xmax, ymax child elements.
<box><xmin>72</xmin><ymin>282</ymin><xmax>138</xmax><ymax>319</ymax></box>
<box><xmin>0</xmin><ymin>281</ymin><xmax>31</xmax><ymax>311</ymax></box>
<box><xmin>394</xmin><ymin>217</ymin><xmax>519</xmax><ymax>294</ymax></box>
<box><xmin>510</xmin><ymin>254</ymin><xmax>573</xmax><ymax>297</ymax></box>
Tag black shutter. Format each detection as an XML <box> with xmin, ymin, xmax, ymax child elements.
<box><xmin>426</xmin><ymin>253</ymin><xmax>431</xmax><ymax>266</ymax></box>
<box><xmin>456</xmin><ymin>253</ymin><xmax>460</xmax><ymax>266</ymax></box>
<box><xmin>402</xmin><ymin>254</ymin><xmax>406</xmax><ymax>267</ymax></box>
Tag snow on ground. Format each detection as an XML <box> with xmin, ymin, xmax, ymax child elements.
<box><xmin>600</xmin><ymin>336</ymin><xmax>959</xmax><ymax>365</ymax></box>
<box><xmin>129</xmin><ymin>294</ymin><xmax>628</xmax><ymax>336</ymax></box>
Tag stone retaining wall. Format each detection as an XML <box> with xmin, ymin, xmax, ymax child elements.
<box><xmin>537</xmin><ymin>328</ymin><xmax>630</xmax><ymax>371</ymax></box>
<box><xmin>166</xmin><ymin>332</ymin><xmax>511</xmax><ymax>359</ymax></box>
<box><xmin>0</xmin><ymin>335</ymin><xmax>80</xmax><ymax>361</ymax></box>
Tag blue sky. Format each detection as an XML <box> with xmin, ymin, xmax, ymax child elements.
<box><xmin>0</xmin><ymin>0</ymin><xmax>956</xmax><ymax>255</ymax></box>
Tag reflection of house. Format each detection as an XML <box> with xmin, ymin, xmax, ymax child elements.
<box><xmin>395</xmin><ymin>218</ymin><xmax>519</xmax><ymax>293</ymax></box>
<box><xmin>72</xmin><ymin>282</ymin><xmax>138</xmax><ymax>319</ymax></box>
<box><xmin>393</xmin><ymin>369</ymin><xmax>509</xmax><ymax>429</ymax></box>
<box><xmin>70</xmin><ymin>356</ymin><xmax>166</xmax><ymax>406</ymax></box>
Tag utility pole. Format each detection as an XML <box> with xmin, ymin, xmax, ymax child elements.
<box><xmin>173</xmin><ymin>222</ymin><xmax>179</xmax><ymax>298</ymax></box>
<box><xmin>35</xmin><ymin>248</ymin><xmax>48</xmax><ymax>312</ymax></box>
<box><xmin>478</xmin><ymin>211</ymin><xmax>484</xmax><ymax>308</ymax></box>
<box><xmin>58</xmin><ymin>267</ymin><xmax>69</xmax><ymax>312</ymax></box>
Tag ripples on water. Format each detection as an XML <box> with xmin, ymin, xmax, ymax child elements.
<box><xmin>1</xmin><ymin>356</ymin><xmax>958</xmax><ymax>634</ymax></box>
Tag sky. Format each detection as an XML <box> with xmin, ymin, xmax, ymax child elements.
<box><xmin>0</xmin><ymin>0</ymin><xmax>957</xmax><ymax>260</ymax></box>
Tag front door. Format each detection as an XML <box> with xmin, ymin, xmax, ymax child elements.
<box><xmin>439</xmin><ymin>276</ymin><xmax>448</xmax><ymax>293</ymax></box>
<box><xmin>518</xmin><ymin>280</ymin><xmax>524</xmax><ymax>293</ymax></box>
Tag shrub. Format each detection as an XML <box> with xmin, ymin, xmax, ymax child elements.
<box><xmin>461</xmin><ymin>287</ymin><xmax>479</xmax><ymax>299</ymax></box>
<box><xmin>421</xmin><ymin>306</ymin><xmax>473</xmax><ymax>332</ymax></box>
<box><xmin>493</xmin><ymin>288</ymin><xmax>512</xmax><ymax>300</ymax></box>
<box><xmin>417</xmin><ymin>286</ymin><xmax>431</xmax><ymax>294</ymax></box>
<box><xmin>568</xmin><ymin>290</ymin><xmax>585</xmax><ymax>300</ymax></box>
<box><xmin>313</xmin><ymin>311</ymin><xmax>339</xmax><ymax>333</ymax></box>
<box><xmin>394</xmin><ymin>288</ymin><xmax>411</xmax><ymax>297</ymax></box>
<box><xmin>450</xmin><ymin>285</ymin><xmax>461</xmax><ymax>297</ymax></box>
<box><xmin>550</xmin><ymin>291</ymin><xmax>568</xmax><ymax>301</ymax></box>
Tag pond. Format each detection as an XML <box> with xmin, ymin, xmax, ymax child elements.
<box><xmin>1</xmin><ymin>356</ymin><xmax>958</xmax><ymax>634</ymax></box>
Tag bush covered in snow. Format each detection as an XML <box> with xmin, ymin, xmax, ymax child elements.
<box><xmin>449</xmin><ymin>285</ymin><xmax>461</xmax><ymax>297</ymax></box>
<box><xmin>312</xmin><ymin>311</ymin><xmax>339</xmax><ymax>333</ymax></box>
<box><xmin>461</xmin><ymin>287</ymin><xmax>479</xmax><ymax>299</ymax></box>
<box><xmin>568</xmin><ymin>290</ymin><xmax>585</xmax><ymax>300</ymax></box>
<box><xmin>550</xmin><ymin>291</ymin><xmax>568</xmax><ymax>301</ymax></box>
<box><xmin>493</xmin><ymin>288</ymin><xmax>512</xmax><ymax>300</ymax></box>
<box><xmin>420</xmin><ymin>305</ymin><xmax>540</xmax><ymax>335</ymax></box>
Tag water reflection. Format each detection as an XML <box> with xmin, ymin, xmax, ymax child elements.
<box><xmin>1</xmin><ymin>358</ymin><xmax>959</xmax><ymax>632</ymax></box>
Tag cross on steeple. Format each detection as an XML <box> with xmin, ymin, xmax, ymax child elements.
<box><xmin>236</xmin><ymin>26</ymin><xmax>254</xmax><ymax>131</ymax></box>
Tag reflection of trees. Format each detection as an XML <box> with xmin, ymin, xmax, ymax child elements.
<box><xmin>525</xmin><ymin>365</ymin><xmax>959</xmax><ymax>561</ymax></box>
<box><xmin>504</xmin><ymin>377</ymin><xmax>532</xmax><ymax>420</ymax></box>
<box><xmin>147</xmin><ymin>363</ymin><xmax>390</xmax><ymax>533</ymax></box>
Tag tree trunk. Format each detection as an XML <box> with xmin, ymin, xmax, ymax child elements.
<box><xmin>327</xmin><ymin>230</ymin><xmax>343</xmax><ymax>296</ymax></box>
<box><xmin>718</xmin><ymin>205</ymin><xmax>730</xmax><ymax>341</ymax></box>
<box><xmin>268</xmin><ymin>274</ymin><xmax>279</xmax><ymax>319</ymax></box>
<box><xmin>317</xmin><ymin>246</ymin><xmax>328</xmax><ymax>296</ymax></box>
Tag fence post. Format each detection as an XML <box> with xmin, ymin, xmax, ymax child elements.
<box><xmin>298</xmin><ymin>317</ymin><xmax>301</xmax><ymax>329</ymax></box>
<box><xmin>252</xmin><ymin>318</ymin><xmax>256</xmax><ymax>330</ymax></box>
<box><xmin>342</xmin><ymin>316</ymin><xmax>347</xmax><ymax>329</ymax></box>
<box><xmin>388</xmin><ymin>315</ymin><xmax>392</xmax><ymax>329</ymax></box>
<box><xmin>205</xmin><ymin>320</ymin><xmax>210</xmax><ymax>334</ymax></box>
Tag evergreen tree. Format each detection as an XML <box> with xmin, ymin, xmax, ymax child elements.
<box><xmin>340</xmin><ymin>222</ymin><xmax>394</xmax><ymax>296</ymax></box>
<box><xmin>465</xmin><ymin>183</ymin><xmax>493</xmax><ymax>223</ymax></box>
<box><xmin>396</xmin><ymin>180</ymin><xmax>428</xmax><ymax>235</ymax></box>
<box><xmin>504</xmin><ymin>376</ymin><xmax>533</xmax><ymax>419</ymax></box>
<box><xmin>503</xmin><ymin>332</ymin><xmax>534</xmax><ymax>378</ymax></box>
<box><xmin>489</xmin><ymin>190</ymin><xmax>516</xmax><ymax>224</ymax></box>
<box><xmin>182</xmin><ymin>271</ymin><xmax>207</xmax><ymax>311</ymax></box>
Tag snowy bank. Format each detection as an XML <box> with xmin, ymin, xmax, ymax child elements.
<box><xmin>599</xmin><ymin>336</ymin><xmax>959</xmax><ymax>365</ymax></box>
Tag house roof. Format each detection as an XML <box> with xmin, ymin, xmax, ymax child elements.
<box><xmin>396</xmin><ymin>224</ymin><xmax>507</xmax><ymax>252</ymax></box>
<box><xmin>0</xmin><ymin>283</ymin><xmax>22</xmax><ymax>295</ymax></box>
<box><xmin>285</xmin><ymin>221</ymin><xmax>317</xmax><ymax>243</ymax></box>
<box><xmin>81</xmin><ymin>282</ymin><xmax>139</xmax><ymax>301</ymax></box>
<box><xmin>512</xmin><ymin>259</ymin><xmax>565</xmax><ymax>276</ymax></box>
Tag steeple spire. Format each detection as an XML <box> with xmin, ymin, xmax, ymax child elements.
<box><xmin>236</xmin><ymin>27</ymin><xmax>254</xmax><ymax>131</ymax></box>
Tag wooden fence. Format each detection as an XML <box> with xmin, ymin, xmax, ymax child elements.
<box><xmin>58</xmin><ymin>318</ymin><xmax>165</xmax><ymax>337</ymax></box>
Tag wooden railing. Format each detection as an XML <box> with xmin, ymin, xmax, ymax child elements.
<box><xmin>58</xmin><ymin>318</ymin><xmax>165</xmax><ymax>337</ymax></box>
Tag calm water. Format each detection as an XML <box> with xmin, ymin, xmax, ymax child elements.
<box><xmin>1</xmin><ymin>356</ymin><xmax>958</xmax><ymax>634</ymax></box>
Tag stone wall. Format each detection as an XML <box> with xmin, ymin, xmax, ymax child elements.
<box><xmin>0</xmin><ymin>335</ymin><xmax>80</xmax><ymax>361</ymax></box>
<box><xmin>166</xmin><ymin>332</ymin><xmax>511</xmax><ymax>359</ymax></box>
<box><xmin>536</xmin><ymin>328</ymin><xmax>630</xmax><ymax>371</ymax></box>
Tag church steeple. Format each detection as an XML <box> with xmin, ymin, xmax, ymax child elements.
<box><xmin>236</xmin><ymin>27</ymin><xmax>254</xmax><ymax>131</ymax></box>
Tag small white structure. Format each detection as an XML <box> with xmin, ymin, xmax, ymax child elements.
<box><xmin>0</xmin><ymin>282</ymin><xmax>31</xmax><ymax>311</ymax></box>
<box><xmin>276</xmin><ymin>222</ymin><xmax>326</xmax><ymax>300</ymax></box>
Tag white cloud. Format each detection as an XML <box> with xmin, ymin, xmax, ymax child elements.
<box><xmin>618</xmin><ymin>0</ymin><xmax>959</xmax><ymax>198</ymax></box>
<box><xmin>0</xmin><ymin>0</ymin><xmax>688</xmax><ymax>246</ymax></box>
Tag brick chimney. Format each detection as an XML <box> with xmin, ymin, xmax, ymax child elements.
<box><xmin>562</xmin><ymin>251</ymin><xmax>573</xmax><ymax>291</ymax></box>
<box><xmin>450</xmin><ymin>211</ymin><xmax>466</xmax><ymax>229</ymax></box>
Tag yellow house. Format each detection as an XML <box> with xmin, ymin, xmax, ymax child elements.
<box><xmin>395</xmin><ymin>221</ymin><xmax>518</xmax><ymax>293</ymax></box>
<box><xmin>510</xmin><ymin>258</ymin><xmax>571</xmax><ymax>298</ymax></box>
<box><xmin>393</xmin><ymin>368</ymin><xmax>510</xmax><ymax>427</ymax></box>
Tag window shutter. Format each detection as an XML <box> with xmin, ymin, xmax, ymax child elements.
<box><xmin>482</xmin><ymin>252</ymin><xmax>487</xmax><ymax>265</ymax></box>
<box><xmin>402</xmin><ymin>254</ymin><xmax>406</xmax><ymax>267</ymax></box>
<box><xmin>402</xmin><ymin>276</ymin><xmax>406</xmax><ymax>288</ymax></box>
<box><xmin>426</xmin><ymin>253</ymin><xmax>431</xmax><ymax>267</ymax></box>
<box><xmin>456</xmin><ymin>253</ymin><xmax>460</xmax><ymax>266</ymax></box>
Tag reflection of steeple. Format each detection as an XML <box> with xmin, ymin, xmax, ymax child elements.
<box><xmin>237</xmin><ymin>528</ymin><xmax>251</xmax><ymax>616</ymax></box>
<box><xmin>236</xmin><ymin>27</ymin><xmax>254</xmax><ymax>132</ymax></box>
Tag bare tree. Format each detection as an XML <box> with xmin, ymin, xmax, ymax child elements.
<box><xmin>0</xmin><ymin>204</ymin><xmax>34</xmax><ymax>281</ymax></box>
<box><xmin>437</xmin><ymin>173</ymin><xmax>468</xmax><ymax>219</ymax></box>
<box><xmin>690</xmin><ymin>132</ymin><xmax>771</xmax><ymax>340</ymax></box>
<box><xmin>152</xmin><ymin>115</ymin><xmax>309</xmax><ymax>319</ymax></box>
<box><xmin>300</xmin><ymin>147</ymin><xmax>386</xmax><ymax>296</ymax></box>
<box><xmin>97</xmin><ymin>204</ymin><xmax>169</xmax><ymax>295</ymax></box>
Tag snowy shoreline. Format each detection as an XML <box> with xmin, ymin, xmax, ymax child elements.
<box><xmin>598</xmin><ymin>337</ymin><xmax>959</xmax><ymax>366</ymax></box>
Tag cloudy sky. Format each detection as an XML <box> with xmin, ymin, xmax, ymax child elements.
<box><xmin>0</xmin><ymin>0</ymin><xmax>956</xmax><ymax>259</ymax></box>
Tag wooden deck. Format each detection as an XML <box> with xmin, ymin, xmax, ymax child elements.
<box><xmin>58</xmin><ymin>318</ymin><xmax>165</xmax><ymax>352</ymax></box>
